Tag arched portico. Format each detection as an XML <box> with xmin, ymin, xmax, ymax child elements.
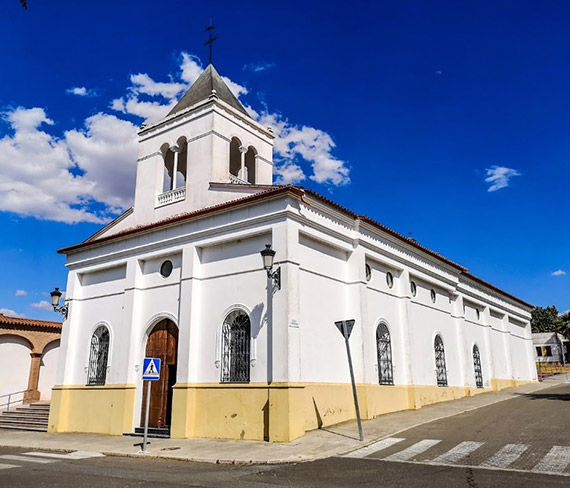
<box><xmin>0</xmin><ymin>314</ymin><xmax>61</xmax><ymax>403</ymax></box>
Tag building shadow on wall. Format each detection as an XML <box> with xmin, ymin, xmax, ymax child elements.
<box><xmin>312</xmin><ymin>397</ymin><xmax>359</xmax><ymax>441</ymax></box>
<box><xmin>250</xmin><ymin>303</ymin><xmax>266</xmax><ymax>340</ymax></box>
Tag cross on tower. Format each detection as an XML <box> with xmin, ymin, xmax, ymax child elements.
<box><xmin>203</xmin><ymin>24</ymin><xmax>219</xmax><ymax>65</ymax></box>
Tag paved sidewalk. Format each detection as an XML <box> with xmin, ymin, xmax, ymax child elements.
<box><xmin>0</xmin><ymin>376</ymin><xmax>565</xmax><ymax>465</ymax></box>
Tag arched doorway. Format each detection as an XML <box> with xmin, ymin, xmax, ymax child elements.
<box><xmin>141</xmin><ymin>319</ymin><xmax>178</xmax><ymax>431</ymax></box>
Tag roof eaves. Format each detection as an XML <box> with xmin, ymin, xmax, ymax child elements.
<box><xmin>58</xmin><ymin>186</ymin><xmax>304</xmax><ymax>255</ymax></box>
<box><xmin>460</xmin><ymin>272</ymin><xmax>534</xmax><ymax>309</ymax></box>
<box><xmin>302</xmin><ymin>189</ymin><xmax>466</xmax><ymax>271</ymax></box>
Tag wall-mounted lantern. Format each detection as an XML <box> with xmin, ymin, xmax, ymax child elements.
<box><xmin>260</xmin><ymin>244</ymin><xmax>281</xmax><ymax>290</ymax></box>
<box><xmin>50</xmin><ymin>287</ymin><xmax>69</xmax><ymax>320</ymax></box>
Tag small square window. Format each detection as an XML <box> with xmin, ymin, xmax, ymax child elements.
<box><xmin>386</xmin><ymin>271</ymin><xmax>394</xmax><ymax>289</ymax></box>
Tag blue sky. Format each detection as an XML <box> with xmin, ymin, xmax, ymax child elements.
<box><xmin>0</xmin><ymin>0</ymin><xmax>568</xmax><ymax>320</ymax></box>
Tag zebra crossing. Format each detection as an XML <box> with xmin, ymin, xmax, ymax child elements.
<box><xmin>0</xmin><ymin>450</ymin><xmax>104</xmax><ymax>471</ymax></box>
<box><xmin>345</xmin><ymin>437</ymin><xmax>570</xmax><ymax>475</ymax></box>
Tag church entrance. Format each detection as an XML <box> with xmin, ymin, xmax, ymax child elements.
<box><xmin>141</xmin><ymin>319</ymin><xmax>178</xmax><ymax>431</ymax></box>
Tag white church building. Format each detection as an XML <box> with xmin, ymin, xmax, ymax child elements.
<box><xmin>48</xmin><ymin>64</ymin><xmax>537</xmax><ymax>442</ymax></box>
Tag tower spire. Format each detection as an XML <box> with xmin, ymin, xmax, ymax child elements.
<box><xmin>203</xmin><ymin>24</ymin><xmax>219</xmax><ymax>65</ymax></box>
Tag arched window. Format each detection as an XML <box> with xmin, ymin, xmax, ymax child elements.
<box><xmin>473</xmin><ymin>345</ymin><xmax>483</xmax><ymax>388</ymax></box>
<box><xmin>221</xmin><ymin>310</ymin><xmax>251</xmax><ymax>383</ymax></box>
<box><xmin>434</xmin><ymin>335</ymin><xmax>447</xmax><ymax>387</ymax></box>
<box><xmin>87</xmin><ymin>326</ymin><xmax>110</xmax><ymax>386</ymax></box>
<box><xmin>376</xmin><ymin>323</ymin><xmax>394</xmax><ymax>385</ymax></box>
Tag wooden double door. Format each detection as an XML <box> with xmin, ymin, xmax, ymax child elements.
<box><xmin>141</xmin><ymin>319</ymin><xmax>178</xmax><ymax>430</ymax></box>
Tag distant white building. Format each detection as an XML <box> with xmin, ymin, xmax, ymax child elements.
<box><xmin>48</xmin><ymin>64</ymin><xmax>537</xmax><ymax>442</ymax></box>
<box><xmin>533</xmin><ymin>332</ymin><xmax>568</xmax><ymax>363</ymax></box>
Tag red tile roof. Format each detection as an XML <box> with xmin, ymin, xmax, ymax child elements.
<box><xmin>0</xmin><ymin>313</ymin><xmax>61</xmax><ymax>329</ymax></box>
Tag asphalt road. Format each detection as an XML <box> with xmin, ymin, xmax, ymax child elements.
<box><xmin>1</xmin><ymin>383</ymin><xmax>569</xmax><ymax>487</ymax></box>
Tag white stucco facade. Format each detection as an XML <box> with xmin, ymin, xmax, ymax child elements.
<box><xmin>49</xmin><ymin>64</ymin><xmax>536</xmax><ymax>442</ymax></box>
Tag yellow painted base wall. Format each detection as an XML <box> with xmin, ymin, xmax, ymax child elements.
<box><xmin>48</xmin><ymin>378</ymin><xmax>535</xmax><ymax>441</ymax></box>
<box><xmin>48</xmin><ymin>384</ymin><xmax>135</xmax><ymax>435</ymax></box>
<box><xmin>170</xmin><ymin>383</ymin><xmax>305</xmax><ymax>442</ymax></box>
<box><xmin>302</xmin><ymin>378</ymin><xmax>536</xmax><ymax>432</ymax></box>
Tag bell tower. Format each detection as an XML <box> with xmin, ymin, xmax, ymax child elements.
<box><xmin>129</xmin><ymin>64</ymin><xmax>275</xmax><ymax>228</ymax></box>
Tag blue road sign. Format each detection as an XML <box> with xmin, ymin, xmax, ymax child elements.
<box><xmin>142</xmin><ymin>357</ymin><xmax>161</xmax><ymax>381</ymax></box>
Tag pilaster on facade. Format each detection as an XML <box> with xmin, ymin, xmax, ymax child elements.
<box><xmin>181</xmin><ymin>245</ymin><xmax>202</xmax><ymax>384</ymax></box>
<box><xmin>122</xmin><ymin>258</ymin><xmax>143</xmax><ymax>386</ymax></box>
<box><xmin>58</xmin><ymin>270</ymin><xmax>81</xmax><ymax>386</ymax></box>
<box><xmin>397</xmin><ymin>269</ymin><xmax>415</xmax><ymax>387</ymax></box>
<box><xmin>284</xmin><ymin>220</ymin><xmax>302</xmax><ymax>384</ymax></box>
<box><xmin>451</xmin><ymin>293</ymin><xmax>469</xmax><ymax>387</ymax></box>
<box><xmin>481</xmin><ymin>306</ymin><xmax>496</xmax><ymax>386</ymax></box>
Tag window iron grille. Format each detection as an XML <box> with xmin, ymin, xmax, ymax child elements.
<box><xmin>221</xmin><ymin>310</ymin><xmax>251</xmax><ymax>383</ymax></box>
<box><xmin>434</xmin><ymin>335</ymin><xmax>448</xmax><ymax>387</ymax></box>
<box><xmin>377</xmin><ymin>324</ymin><xmax>394</xmax><ymax>385</ymax></box>
<box><xmin>87</xmin><ymin>326</ymin><xmax>110</xmax><ymax>386</ymax></box>
<box><xmin>473</xmin><ymin>345</ymin><xmax>483</xmax><ymax>388</ymax></box>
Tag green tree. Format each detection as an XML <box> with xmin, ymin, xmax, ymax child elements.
<box><xmin>558</xmin><ymin>310</ymin><xmax>570</xmax><ymax>340</ymax></box>
<box><xmin>531</xmin><ymin>306</ymin><xmax>562</xmax><ymax>333</ymax></box>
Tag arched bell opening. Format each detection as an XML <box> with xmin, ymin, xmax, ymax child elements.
<box><xmin>245</xmin><ymin>146</ymin><xmax>257</xmax><ymax>184</ymax></box>
<box><xmin>161</xmin><ymin>138</ymin><xmax>188</xmax><ymax>192</ymax></box>
<box><xmin>229</xmin><ymin>137</ymin><xmax>242</xmax><ymax>178</ymax></box>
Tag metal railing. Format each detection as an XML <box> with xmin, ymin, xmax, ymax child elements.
<box><xmin>0</xmin><ymin>389</ymin><xmax>34</xmax><ymax>412</ymax></box>
<box><xmin>536</xmin><ymin>361</ymin><xmax>570</xmax><ymax>381</ymax></box>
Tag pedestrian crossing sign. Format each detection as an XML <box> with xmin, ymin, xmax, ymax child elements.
<box><xmin>142</xmin><ymin>357</ymin><xmax>161</xmax><ymax>380</ymax></box>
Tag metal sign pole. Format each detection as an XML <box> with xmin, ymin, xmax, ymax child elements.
<box><xmin>142</xmin><ymin>380</ymin><xmax>151</xmax><ymax>452</ymax></box>
<box><xmin>335</xmin><ymin>319</ymin><xmax>363</xmax><ymax>442</ymax></box>
<box><xmin>343</xmin><ymin>324</ymin><xmax>363</xmax><ymax>442</ymax></box>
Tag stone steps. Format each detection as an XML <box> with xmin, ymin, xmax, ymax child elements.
<box><xmin>0</xmin><ymin>403</ymin><xmax>50</xmax><ymax>432</ymax></box>
<box><xmin>125</xmin><ymin>426</ymin><xmax>171</xmax><ymax>439</ymax></box>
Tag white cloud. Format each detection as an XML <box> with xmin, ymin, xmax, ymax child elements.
<box><xmin>31</xmin><ymin>300</ymin><xmax>54</xmax><ymax>312</ymax></box>
<box><xmin>0</xmin><ymin>308</ymin><xmax>25</xmax><ymax>318</ymax></box>
<box><xmin>129</xmin><ymin>73</ymin><xmax>186</xmax><ymax>99</ymax></box>
<box><xmin>0</xmin><ymin>107</ymin><xmax>137</xmax><ymax>223</ymax></box>
<box><xmin>67</xmin><ymin>86</ymin><xmax>98</xmax><ymax>97</ymax></box>
<box><xmin>274</xmin><ymin>161</ymin><xmax>306</xmax><ymax>185</ymax></box>
<box><xmin>15</xmin><ymin>289</ymin><xmax>27</xmax><ymax>296</ymax></box>
<box><xmin>243</xmin><ymin>62</ymin><xmax>277</xmax><ymax>73</ymax></box>
<box><xmin>552</xmin><ymin>269</ymin><xmax>566</xmax><ymax>276</ymax></box>
<box><xmin>256</xmin><ymin>110</ymin><xmax>350</xmax><ymax>186</ymax></box>
<box><xmin>65</xmin><ymin>113</ymin><xmax>139</xmax><ymax>210</ymax></box>
<box><xmin>484</xmin><ymin>166</ymin><xmax>521</xmax><ymax>192</ymax></box>
<box><xmin>179</xmin><ymin>53</ymin><xmax>204</xmax><ymax>84</ymax></box>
